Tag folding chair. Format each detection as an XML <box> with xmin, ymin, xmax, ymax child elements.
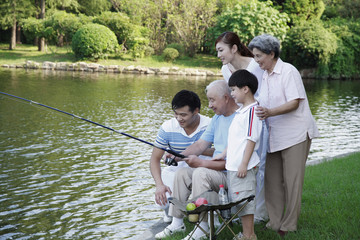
<box><xmin>170</xmin><ymin>190</ymin><xmax>255</xmax><ymax>240</ymax></box>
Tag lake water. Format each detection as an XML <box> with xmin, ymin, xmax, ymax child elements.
<box><xmin>0</xmin><ymin>68</ymin><xmax>359</xmax><ymax>239</ymax></box>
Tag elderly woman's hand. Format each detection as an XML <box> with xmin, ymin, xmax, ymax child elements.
<box><xmin>256</xmin><ymin>106</ymin><xmax>271</xmax><ymax>120</ymax></box>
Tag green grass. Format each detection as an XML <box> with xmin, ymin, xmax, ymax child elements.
<box><xmin>0</xmin><ymin>43</ymin><xmax>222</xmax><ymax>72</ymax></box>
<box><xmin>164</xmin><ymin>152</ymin><xmax>360</xmax><ymax>240</ymax></box>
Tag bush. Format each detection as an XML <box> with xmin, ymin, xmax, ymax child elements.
<box><xmin>93</xmin><ymin>11</ymin><xmax>132</xmax><ymax>45</ymax></box>
<box><xmin>71</xmin><ymin>23</ymin><xmax>118</xmax><ymax>60</ymax></box>
<box><xmin>320</xmin><ymin>18</ymin><xmax>360</xmax><ymax>78</ymax></box>
<box><xmin>43</xmin><ymin>11</ymin><xmax>92</xmax><ymax>46</ymax></box>
<box><xmin>166</xmin><ymin>43</ymin><xmax>185</xmax><ymax>57</ymax></box>
<box><xmin>162</xmin><ymin>48</ymin><xmax>179</xmax><ymax>62</ymax></box>
<box><xmin>205</xmin><ymin>0</ymin><xmax>289</xmax><ymax>54</ymax></box>
<box><xmin>282</xmin><ymin>20</ymin><xmax>338</xmax><ymax>70</ymax></box>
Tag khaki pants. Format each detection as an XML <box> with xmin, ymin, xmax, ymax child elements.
<box><xmin>169</xmin><ymin>167</ymin><xmax>227</xmax><ymax>222</ymax></box>
<box><xmin>265</xmin><ymin>137</ymin><xmax>311</xmax><ymax>232</ymax></box>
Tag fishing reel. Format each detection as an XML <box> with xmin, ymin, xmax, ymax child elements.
<box><xmin>165</xmin><ymin>157</ymin><xmax>178</xmax><ymax>166</ymax></box>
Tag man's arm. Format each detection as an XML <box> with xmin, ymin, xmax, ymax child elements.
<box><xmin>182</xmin><ymin>138</ymin><xmax>212</xmax><ymax>157</ymax></box>
<box><xmin>185</xmin><ymin>155</ymin><xmax>226</xmax><ymax>171</ymax></box>
<box><xmin>149</xmin><ymin>147</ymin><xmax>171</xmax><ymax>206</ymax></box>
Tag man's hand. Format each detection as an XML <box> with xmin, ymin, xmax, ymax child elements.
<box><xmin>184</xmin><ymin>155</ymin><xmax>204</xmax><ymax>168</ymax></box>
<box><xmin>155</xmin><ymin>184</ymin><xmax>172</xmax><ymax>206</ymax></box>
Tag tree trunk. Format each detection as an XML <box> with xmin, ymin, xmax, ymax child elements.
<box><xmin>16</xmin><ymin>24</ymin><xmax>21</xmax><ymax>44</ymax></box>
<box><xmin>10</xmin><ymin>19</ymin><xmax>16</xmax><ymax>50</ymax></box>
<box><xmin>38</xmin><ymin>0</ymin><xmax>45</xmax><ymax>51</ymax></box>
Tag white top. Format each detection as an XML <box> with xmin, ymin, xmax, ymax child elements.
<box><xmin>258</xmin><ymin>59</ymin><xmax>320</xmax><ymax>153</ymax></box>
<box><xmin>221</xmin><ymin>58</ymin><xmax>264</xmax><ymax>98</ymax></box>
<box><xmin>225</xmin><ymin>102</ymin><xmax>262</xmax><ymax>171</ymax></box>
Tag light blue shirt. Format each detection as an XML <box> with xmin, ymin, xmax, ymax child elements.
<box><xmin>201</xmin><ymin>113</ymin><xmax>236</xmax><ymax>157</ymax></box>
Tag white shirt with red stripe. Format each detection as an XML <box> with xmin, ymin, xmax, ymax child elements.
<box><xmin>225</xmin><ymin>102</ymin><xmax>263</xmax><ymax>171</ymax></box>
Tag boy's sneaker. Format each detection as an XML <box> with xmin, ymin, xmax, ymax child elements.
<box><xmin>155</xmin><ymin>224</ymin><xmax>186</xmax><ymax>239</ymax></box>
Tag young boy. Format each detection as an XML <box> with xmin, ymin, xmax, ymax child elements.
<box><xmin>216</xmin><ymin>69</ymin><xmax>262</xmax><ymax>240</ymax></box>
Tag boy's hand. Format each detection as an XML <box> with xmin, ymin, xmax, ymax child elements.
<box><xmin>237</xmin><ymin>163</ymin><xmax>248</xmax><ymax>178</ymax></box>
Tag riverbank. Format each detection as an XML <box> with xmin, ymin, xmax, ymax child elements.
<box><xmin>142</xmin><ymin>152</ymin><xmax>360</xmax><ymax>240</ymax></box>
<box><xmin>0</xmin><ymin>44</ymin><xmax>320</xmax><ymax>78</ymax></box>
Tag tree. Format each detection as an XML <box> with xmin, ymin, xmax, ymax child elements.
<box><xmin>0</xmin><ymin>0</ymin><xmax>36</xmax><ymax>49</ymax></box>
<box><xmin>77</xmin><ymin>0</ymin><xmax>111</xmax><ymax>16</ymax></box>
<box><xmin>206</xmin><ymin>0</ymin><xmax>289</xmax><ymax>54</ymax></box>
<box><xmin>110</xmin><ymin>0</ymin><xmax>171</xmax><ymax>54</ymax></box>
<box><xmin>38</xmin><ymin>0</ymin><xmax>45</xmax><ymax>51</ymax></box>
<box><xmin>282</xmin><ymin>0</ymin><xmax>325</xmax><ymax>25</ymax></box>
<box><xmin>167</xmin><ymin>0</ymin><xmax>218</xmax><ymax>57</ymax></box>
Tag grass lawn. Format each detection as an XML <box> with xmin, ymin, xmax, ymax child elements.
<box><xmin>0</xmin><ymin>43</ymin><xmax>222</xmax><ymax>73</ymax></box>
<box><xmin>162</xmin><ymin>152</ymin><xmax>360</xmax><ymax>240</ymax></box>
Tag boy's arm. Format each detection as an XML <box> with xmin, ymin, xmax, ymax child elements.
<box><xmin>238</xmin><ymin>140</ymin><xmax>256</xmax><ymax>178</ymax></box>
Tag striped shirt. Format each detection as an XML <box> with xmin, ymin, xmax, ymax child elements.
<box><xmin>226</xmin><ymin>102</ymin><xmax>262</xmax><ymax>171</ymax></box>
<box><xmin>155</xmin><ymin>114</ymin><xmax>211</xmax><ymax>168</ymax></box>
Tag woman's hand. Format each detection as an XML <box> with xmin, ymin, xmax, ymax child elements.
<box><xmin>255</xmin><ymin>106</ymin><xmax>271</xmax><ymax>120</ymax></box>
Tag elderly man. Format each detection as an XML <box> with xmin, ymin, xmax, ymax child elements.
<box><xmin>155</xmin><ymin>80</ymin><xmax>239</xmax><ymax>240</ymax></box>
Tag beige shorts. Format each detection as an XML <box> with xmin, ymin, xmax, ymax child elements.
<box><xmin>227</xmin><ymin>166</ymin><xmax>258</xmax><ymax>216</ymax></box>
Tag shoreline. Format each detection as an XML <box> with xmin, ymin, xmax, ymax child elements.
<box><xmin>1</xmin><ymin>60</ymin><xmax>223</xmax><ymax>77</ymax></box>
<box><xmin>1</xmin><ymin>60</ymin><xmax>322</xmax><ymax>79</ymax></box>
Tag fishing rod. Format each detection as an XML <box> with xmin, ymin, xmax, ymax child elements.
<box><xmin>0</xmin><ymin>91</ymin><xmax>185</xmax><ymax>161</ymax></box>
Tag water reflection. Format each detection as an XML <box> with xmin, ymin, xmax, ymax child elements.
<box><xmin>0</xmin><ymin>69</ymin><xmax>359</xmax><ymax>239</ymax></box>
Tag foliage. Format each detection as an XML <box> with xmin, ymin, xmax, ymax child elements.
<box><xmin>0</xmin><ymin>0</ymin><xmax>36</xmax><ymax>29</ymax></box>
<box><xmin>317</xmin><ymin>18</ymin><xmax>360</xmax><ymax>78</ymax></box>
<box><xmin>282</xmin><ymin>20</ymin><xmax>338</xmax><ymax>70</ymax></box>
<box><xmin>77</xmin><ymin>0</ymin><xmax>111</xmax><ymax>16</ymax></box>
<box><xmin>206</xmin><ymin>0</ymin><xmax>289</xmax><ymax>55</ymax></box>
<box><xmin>110</xmin><ymin>0</ymin><xmax>170</xmax><ymax>53</ymax></box>
<box><xmin>93</xmin><ymin>11</ymin><xmax>133</xmax><ymax>45</ymax></box>
<box><xmin>45</xmin><ymin>0</ymin><xmax>80</xmax><ymax>14</ymax></box>
<box><xmin>42</xmin><ymin>11</ymin><xmax>92</xmax><ymax>46</ymax></box>
<box><xmin>162</xmin><ymin>48</ymin><xmax>179</xmax><ymax>62</ymax></box>
<box><xmin>20</xmin><ymin>18</ymin><xmax>45</xmax><ymax>42</ymax></box>
<box><xmin>281</xmin><ymin>0</ymin><xmax>325</xmax><ymax>25</ymax></box>
<box><xmin>322</xmin><ymin>0</ymin><xmax>360</xmax><ymax>19</ymax></box>
<box><xmin>167</xmin><ymin>0</ymin><xmax>218</xmax><ymax>57</ymax></box>
<box><xmin>71</xmin><ymin>23</ymin><xmax>118</xmax><ymax>60</ymax></box>
<box><xmin>166</xmin><ymin>43</ymin><xmax>185</xmax><ymax>57</ymax></box>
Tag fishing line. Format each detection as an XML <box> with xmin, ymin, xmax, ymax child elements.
<box><xmin>0</xmin><ymin>91</ymin><xmax>186</xmax><ymax>159</ymax></box>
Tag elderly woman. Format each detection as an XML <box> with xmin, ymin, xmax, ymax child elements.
<box><xmin>248</xmin><ymin>34</ymin><xmax>320</xmax><ymax>236</ymax></box>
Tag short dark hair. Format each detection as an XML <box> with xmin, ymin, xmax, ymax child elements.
<box><xmin>172</xmin><ymin>90</ymin><xmax>201</xmax><ymax>112</ymax></box>
<box><xmin>228</xmin><ymin>70</ymin><xmax>258</xmax><ymax>95</ymax></box>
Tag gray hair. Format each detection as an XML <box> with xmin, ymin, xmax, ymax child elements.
<box><xmin>248</xmin><ymin>34</ymin><xmax>281</xmax><ymax>59</ymax></box>
<box><xmin>205</xmin><ymin>79</ymin><xmax>231</xmax><ymax>97</ymax></box>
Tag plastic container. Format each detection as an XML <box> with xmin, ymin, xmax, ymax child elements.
<box><xmin>218</xmin><ymin>184</ymin><xmax>231</xmax><ymax>219</ymax></box>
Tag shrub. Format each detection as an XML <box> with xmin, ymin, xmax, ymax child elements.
<box><xmin>43</xmin><ymin>11</ymin><xmax>92</xmax><ymax>46</ymax></box>
<box><xmin>93</xmin><ymin>11</ymin><xmax>132</xmax><ymax>45</ymax></box>
<box><xmin>166</xmin><ymin>43</ymin><xmax>185</xmax><ymax>57</ymax></box>
<box><xmin>320</xmin><ymin>18</ymin><xmax>360</xmax><ymax>78</ymax></box>
<box><xmin>71</xmin><ymin>23</ymin><xmax>118</xmax><ymax>60</ymax></box>
<box><xmin>162</xmin><ymin>48</ymin><xmax>179</xmax><ymax>62</ymax></box>
<box><xmin>144</xmin><ymin>46</ymin><xmax>155</xmax><ymax>57</ymax></box>
<box><xmin>282</xmin><ymin>20</ymin><xmax>338</xmax><ymax>70</ymax></box>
